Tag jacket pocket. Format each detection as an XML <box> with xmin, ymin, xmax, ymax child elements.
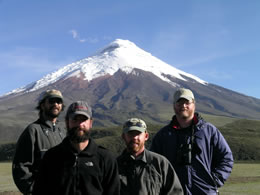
<box><xmin>143</xmin><ymin>166</ymin><xmax>163</xmax><ymax>195</ymax></box>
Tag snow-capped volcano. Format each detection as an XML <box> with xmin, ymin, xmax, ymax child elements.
<box><xmin>4</xmin><ymin>39</ymin><xmax>207</xmax><ymax>96</ymax></box>
<box><xmin>1</xmin><ymin>39</ymin><xmax>260</xmax><ymax>143</ymax></box>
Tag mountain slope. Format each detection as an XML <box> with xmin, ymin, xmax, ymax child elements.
<box><xmin>2</xmin><ymin>39</ymin><xmax>206</xmax><ymax>97</ymax></box>
<box><xmin>0</xmin><ymin>39</ymin><xmax>260</xmax><ymax>142</ymax></box>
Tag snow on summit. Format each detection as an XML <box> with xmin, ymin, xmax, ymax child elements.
<box><xmin>3</xmin><ymin>39</ymin><xmax>207</xmax><ymax>96</ymax></box>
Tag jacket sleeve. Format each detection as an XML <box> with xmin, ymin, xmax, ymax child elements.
<box><xmin>211</xmin><ymin>126</ymin><xmax>234</xmax><ymax>187</ymax></box>
<box><xmin>102</xmin><ymin>152</ymin><xmax>120</xmax><ymax>195</ymax></box>
<box><xmin>12</xmin><ymin>126</ymin><xmax>36</xmax><ymax>194</ymax></box>
<box><xmin>161</xmin><ymin>158</ymin><xmax>184</xmax><ymax>195</ymax></box>
<box><xmin>32</xmin><ymin>150</ymin><xmax>52</xmax><ymax>195</ymax></box>
<box><xmin>150</xmin><ymin>130</ymin><xmax>163</xmax><ymax>154</ymax></box>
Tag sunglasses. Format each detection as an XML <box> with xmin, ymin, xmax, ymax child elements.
<box><xmin>48</xmin><ymin>98</ymin><xmax>63</xmax><ymax>104</ymax></box>
<box><xmin>123</xmin><ymin>121</ymin><xmax>146</xmax><ymax>129</ymax></box>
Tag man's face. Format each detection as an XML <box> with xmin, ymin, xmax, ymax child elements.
<box><xmin>42</xmin><ymin>97</ymin><xmax>63</xmax><ymax>118</ymax></box>
<box><xmin>67</xmin><ymin>115</ymin><xmax>93</xmax><ymax>143</ymax></box>
<box><xmin>174</xmin><ymin>98</ymin><xmax>195</xmax><ymax>120</ymax></box>
<box><xmin>122</xmin><ymin>130</ymin><xmax>149</xmax><ymax>156</ymax></box>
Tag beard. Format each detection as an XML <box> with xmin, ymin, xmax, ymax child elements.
<box><xmin>45</xmin><ymin>106</ymin><xmax>61</xmax><ymax>118</ymax></box>
<box><xmin>126</xmin><ymin>140</ymin><xmax>145</xmax><ymax>154</ymax></box>
<box><xmin>174</xmin><ymin>107</ymin><xmax>194</xmax><ymax>120</ymax></box>
<box><xmin>67</xmin><ymin>127</ymin><xmax>90</xmax><ymax>143</ymax></box>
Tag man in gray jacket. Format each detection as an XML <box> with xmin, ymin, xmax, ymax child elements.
<box><xmin>117</xmin><ymin>118</ymin><xmax>183</xmax><ymax>195</ymax></box>
<box><xmin>12</xmin><ymin>89</ymin><xmax>66</xmax><ymax>194</ymax></box>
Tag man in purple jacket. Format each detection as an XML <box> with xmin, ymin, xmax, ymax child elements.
<box><xmin>150</xmin><ymin>88</ymin><xmax>233</xmax><ymax>195</ymax></box>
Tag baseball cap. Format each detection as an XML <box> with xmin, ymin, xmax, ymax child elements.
<box><xmin>38</xmin><ymin>89</ymin><xmax>63</xmax><ymax>103</ymax></box>
<box><xmin>66</xmin><ymin>101</ymin><xmax>92</xmax><ymax>119</ymax></box>
<box><xmin>123</xmin><ymin>118</ymin><xmax>147</xmax><ymax>133</ymax></box>
<box><xmin>173</xmin><ymin>88</ymin><xmax>195</xmax><ymax>104</ymax></box>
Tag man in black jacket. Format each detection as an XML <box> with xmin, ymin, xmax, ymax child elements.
<box><xmin>33</xmin><ymin>101</ymin><xmax>120</xmax><ymax>195</ymax></box>
<box><xmin>117</xmin><ymin>118</ymin><xmax>183</xmax><ymax>195</ymax></box>
<box><xmin>12</xmin><ymin>89</ymin><xmax>66</xmax><ymax>195</ymax></box>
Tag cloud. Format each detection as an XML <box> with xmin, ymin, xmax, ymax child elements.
<box><xmin>85</xmin><ymin>37</ymin><xmax>99</xmax><ymax>43</ymax></box>
<box><xmin>68</xmin><ymin>29</ymin><xmax>113</xmax><ymax>44</ymax></box>
<box><xmin>70</xmin><ymin>29</ymin><xmax>78</xmax><ymax>39</ymax></box>
<box><xmin>69</xmin><ymin>29</ymin><xmax>100</xmax><ymax>43</ymax></box>
<box><xmin>69</xmin><ymin>29</ymin><xmax>86</xmax><ymax>43</ymax></box>
<box><xmin>79</xmin><ymin>39</ymin><xmax>86</xmax><ymax>43</ymax></box>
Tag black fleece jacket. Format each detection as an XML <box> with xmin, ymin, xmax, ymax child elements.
<box><xmin>33</xmin><ymin>137</ymin><xmax>120</xmax><ymax>195</ymax></box>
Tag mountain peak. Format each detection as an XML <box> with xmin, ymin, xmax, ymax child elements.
<box><xmin>2</xmin><ymin>39</ymin><xmax>207</xmax><ymax>97</ymax></box>
<box><xmin>99</xmin><ymin>39</ymin><xmax>136</xmax><ymax>53</ymax></box>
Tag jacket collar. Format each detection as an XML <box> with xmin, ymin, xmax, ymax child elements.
<box><xmin>120</xmin><ymin>148</ymin><xmax>147</xmax><ymax>163</ymax></box>
<box><xmin>171</xmin><ymin>112</ymin><xmax>199</xmax><ymax>130</ymax></box>
<box><xmin>63</xmin><ymin>137</ymin><xmax>98</xmax><ymax>156</ymax></box>
<box><xmin>38</xmin><ymin>117</ymin><xmax>60</xmax><ymax>128</ymax></box>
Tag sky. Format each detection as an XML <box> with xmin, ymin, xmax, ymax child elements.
<box><xmin>0</xmin><ymin>0</ymin><xmax>259</xmax><ymax>99</ymax></box>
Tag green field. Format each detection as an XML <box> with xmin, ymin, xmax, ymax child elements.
<box><xmin>219</xmin><ymin>162</ymin><xmax>260</xmax><ymax>195</ymax></box>
<box><xmin>0</xmin><ymin>162</ymin><xmax>260</xmax><ymax>194</ymax></box>
<box><xmin>0</xmin><ymin>162</ymin><xmax>20</xmax><ymax>194</ymax></box>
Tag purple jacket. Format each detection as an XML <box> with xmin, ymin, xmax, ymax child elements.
<box><xmin>150</xmin><ymin>113</ymin><xmax>233</xmax><ymax>195</ymax></box>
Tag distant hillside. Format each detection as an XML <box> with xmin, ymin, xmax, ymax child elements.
<box><xmin>95</xmin><ymin>118</ymin><xmax>260</xmax><ymax>161</ymax></box>
<box><xmin>1</xmin><ymin>117</ymin><xmax>260</xmax><ymax>161</ymax></box>
<box><xmin>220</xmin><ymin>119</ymin><xmax>260</xmax><ymax>161</ymax></box>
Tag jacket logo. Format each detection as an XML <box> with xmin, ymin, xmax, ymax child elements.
<box><xmin>85</xmin><ymin>161</ymin><xmax>94</xmax><ymax>166</ymax></box>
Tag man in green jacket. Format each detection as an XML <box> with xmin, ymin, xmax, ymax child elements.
<box><xmin>117</xmin><ymin>118</ymin><xmax>183</xmax><ymax>195</ymax></box>
<box><xmin>12</xmin><ymin>89</ymin><xmax>66</xmax><ymax>194</ymax></box>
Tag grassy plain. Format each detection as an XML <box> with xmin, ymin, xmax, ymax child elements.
<box><xmin>0</xmin><ymin>162</ymin><xmax>21</xmax><ymax>194</ymax></box>
<box><xmin>0</xmin><ymin>116</ymin><xmax>259</xmax><ymax>194</ymax></box>
<box><xmin>219</xmin><ymin>162</ymin><xmax>260</xmax><ymax>195</ymax></box>
<box><xmin>1</xmin><ymin>162</ymin><xmax>260</xmax><ymax>194</ymax></box>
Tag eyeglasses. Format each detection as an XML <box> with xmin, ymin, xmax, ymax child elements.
<box><xmin>175</xmin><ymin>100</ymin><xmax>194</xmax><ymax>107</ymax></box>
<box><xmin>48</xmin><ymin>98</ymin><xmax>63</xmax><ymax>104</ymax></box>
